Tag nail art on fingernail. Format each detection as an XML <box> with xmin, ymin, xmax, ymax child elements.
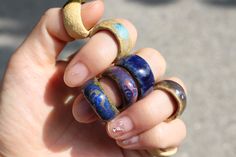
<box><xmin>108</xmin><ymin>116</ymin><xmax>133</xmax><ymax>137</ymax></box>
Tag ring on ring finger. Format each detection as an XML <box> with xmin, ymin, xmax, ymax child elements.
<box><xmin>147</xmin><ymin>80</ymin><xmax>187</xmax><ymax>157</ymax></box>
<box><xmin>82</xmin><ymin>54</ymin><xmax>155</xmax><ymax>121</ymax></box>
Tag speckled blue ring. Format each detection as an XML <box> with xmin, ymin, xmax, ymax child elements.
<box><xmin>82</xmin><ymin>79</ymin><xmax>119</xmax><ymax>121</ymax></box>
<box><xmin>102</xmin><ymin>66</ymin><xmax>138</xmax><ymax>109</ymax></box>
<box><xmin>116</xmin><ymin>55</ymin><xmax>155</xmax><ymax>98</ymax></box>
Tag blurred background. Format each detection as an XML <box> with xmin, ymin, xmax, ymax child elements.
<box><xmin>0</xmin><ymin>0</ymin><xmax>236</xmax><ymax>156</ymax></box>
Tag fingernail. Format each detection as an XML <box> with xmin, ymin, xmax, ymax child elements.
<box><xmin>65</xmin><ymin>62</ymin><xmax>89</xmax><ymax>86</ymax></box>
<box><xmin>108</xmin><ymin>116</ymin><xmax>133</xmax><ymax>138</ymax></box>
<box><xmin>118</xmin><ymin>136</ymin><xmax>139</xmax><ymax>146</ymax></box>
<box><xmin>83</xmin><ymin>0</ymin><xmax>100</xmax><ymax>8</ymax></box>
<box><xmin>77</xmin><ymin>99</ymin><xmax>95</xmax><ymax>121</ymax></box>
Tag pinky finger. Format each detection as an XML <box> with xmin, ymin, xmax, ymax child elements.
<box><xmin>116</xmin><ymin>119</ymin><xmax>186</xmax><ymax>150</ymax></box>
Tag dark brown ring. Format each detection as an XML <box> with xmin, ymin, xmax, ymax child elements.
<box><xmin>154</xmin><ymin>80</ymin><xmax>187</xmax><ymax>121</ymax></box>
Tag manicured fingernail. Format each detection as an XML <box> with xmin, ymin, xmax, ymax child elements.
<box><xmin>108</xmin><ymin>116</ymin><xmax>133</xmax><ymax>138</ymax></box>
<box><xmin>77</xmin><ymin>99</ymin><xmax>95</xmax><ymax>121</ymax></box>
<box><xmin>65</xmin><ymin>62</ymin><xmax>89</xmax><ymax>86</ymax></box>
<box><xmin>118</xmin><ymin>136</ymin><xmax>139</xmax><ymax>146</ymax></box>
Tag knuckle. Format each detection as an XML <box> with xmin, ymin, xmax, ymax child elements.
<box><xmin>116</xmin><ymin>18</ymin><xmax>137</xmax><ymax>39</ymax></box>
<box><xmin>142</xmin><ymin>48</ymin><xmax>166</xmax><ymax>67</ymax></box>
<box><xmin>43</xmin><ymin>8</ymin><xmax>58</xmax><ymax>17</ymax></box>
<box><xmin>41</xmin><ymin>8</ymin><xmax>58</xmax><ymax>22</ymax></box>
<box><xmin>137</xmin><ymin>48</ymin><xmax>166</xmax><ymax>79</ymax></box>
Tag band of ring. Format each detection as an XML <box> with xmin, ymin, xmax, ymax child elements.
<box><xmin>116</xmin><ymin>55</ymin><xmax>155</xmax><ymax>98</ymax></box>
<box><xmin>154</xmin><ymin>80</ymin><xmax>187</xmax><ymax>121</ymax></box>
<box><xmin>82</xmin><ymin>79</ymin><xmax>120</xmax><ymax>121</ymax></box>
<box><xmin>90</xmin><ymin>19</ymin><xmax>133</xmax><ymax>59</ymax></box>
<box><xmin>63</xmin><ymin>0</ymin><xmax>90</xmax><ymax>39</ymax></box>
<box><xmin>102</xmin><ymin>66</ymin><xmax>138</xmax><ymax>109</ymax></box>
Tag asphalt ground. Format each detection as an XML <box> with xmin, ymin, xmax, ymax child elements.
<box><xmin>1</xmin><ymin>0</ymin><xmax>236</xmax><ymax>156</ymax></box>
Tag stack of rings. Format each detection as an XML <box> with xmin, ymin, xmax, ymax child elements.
<box><xmin>62</xmin><ymin>1</ymin><xmax>187</xmax><ymax>156</ymax></box>
<box><xmin>82</xmin><ymin>55</ymin><xmax>155</xmax><ymax>121</ymax></box>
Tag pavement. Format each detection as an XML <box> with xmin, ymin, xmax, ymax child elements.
<box><xmin>1</xmin><ymin>0</ymin><xmax>236</xmax><ymax>156</ymax></box>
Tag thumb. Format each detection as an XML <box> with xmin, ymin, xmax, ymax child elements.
<box><xmin>13</xmin><ymin>0</ymin><xmax>104</xmax><ymax>65</ymax></box>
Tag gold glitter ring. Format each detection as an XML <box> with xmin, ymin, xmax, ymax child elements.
<box><xmin>90</xmin><ymin>19</ymin><xmax>133</xmax><ymax>60</ymax></box>
<box><xmin>63</xmin><ymin>0</ymin><xmax>90</xmax><ymax>39</ymax></box>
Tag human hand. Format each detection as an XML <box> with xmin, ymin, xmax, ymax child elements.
<box><xmin>0</xmin><ymin>1</ymin><xmax>186</xmax><ymax>157</ymax></box>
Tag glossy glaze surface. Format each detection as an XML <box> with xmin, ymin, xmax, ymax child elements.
<box><xmin>155</xmin><ymin>80</ymin><xmax>187</xmax><ymax>121</ymax></box>
<box><xmin>82</xmin><ymin>79</ymin><xmax>119</xmax><ymax>121</ymax></box>
<box><xmin>116</xmin><ymin>55</ymin><xmax>155</xmax><ymax>98</ymax></box>
<box><xmin>103</xmin><ymin>66</ymin><xmax>138</xmax><ymax>108</ymax></box>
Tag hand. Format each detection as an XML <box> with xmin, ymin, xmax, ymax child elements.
<box><xmin>0</xmin><ymin>0</ymin><xmax>186</xmax><ymax>157</ymax></box>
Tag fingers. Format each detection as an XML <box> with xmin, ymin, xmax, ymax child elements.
<box><xmin>106</xmin><ymin>77</ymin><xmax>186</xmax><ymax>140</ymax></box>
<box><xmin>64</xmin><ymin>19</ymin><xmax>138</xmax><ymax>87</ymax></box>
<box><xmin>72</xmin><ymin>94</ymin><xmax>99</xmax><ymax>123</ymax></box>
<box><xmin>116</xmin><ymin>119</ymin><xmax>187</xmax><ymax>150</ymax></box>
<box><xmin>14</xmin><ymin>0</ymin><xmax>104</xmax><ymax>64</ymax></box>
<box><xmin>72</xmin><ymin>48</ymin><xmax>166</xmax><ymax>123</ymax></box>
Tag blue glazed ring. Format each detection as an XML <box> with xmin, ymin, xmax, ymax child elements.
<box><xmin>102</xmin><ymin>66</ymin><xmax>138</xmax><ymax>108</ymax></box>
<box><xmin>116</xmin><ymin>55</ymin><xmax>155</xmax><ymax>98</ymax></box>
<box><xmin>82</xmin><ymin>79</ymin><xmax>119</xmax><ymax>121</ymax></box>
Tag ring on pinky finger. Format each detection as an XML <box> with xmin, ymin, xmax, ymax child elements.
<box><xmin>147</xmin><ymin>79</ymin><xmax>187</xmax><ymax>156</ymax></box>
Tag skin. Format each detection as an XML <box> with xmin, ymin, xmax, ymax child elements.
<box><xmin>0</xmin><ymin>0</ymin><xmax>186</xmax><ymax>157</ymax></box>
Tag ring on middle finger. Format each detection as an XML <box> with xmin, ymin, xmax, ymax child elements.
<box><xmin>116</xmin><ymin>54</ymin><xmax>155</xmax><ymax>98</ymax></box>
<box><xmin>82</xmin><ymin>54</ymin><xmax>155</xmax><ymax>121</ymax></box>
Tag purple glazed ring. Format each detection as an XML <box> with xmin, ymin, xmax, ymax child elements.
<box><xmin>103</xmin><ymin>66</ymin><xmax>138</xmax><ymax>109</ymax></box>
<box><xmin>116</xmin><ymin>55</ymin><xmax>155</xmax><ymax>98</ymax></box>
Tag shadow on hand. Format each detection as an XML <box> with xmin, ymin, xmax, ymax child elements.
<box><xmin>42</xmin><ymin>63</ymin><xmax>119</xmax><ymax>156</ymax></box>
